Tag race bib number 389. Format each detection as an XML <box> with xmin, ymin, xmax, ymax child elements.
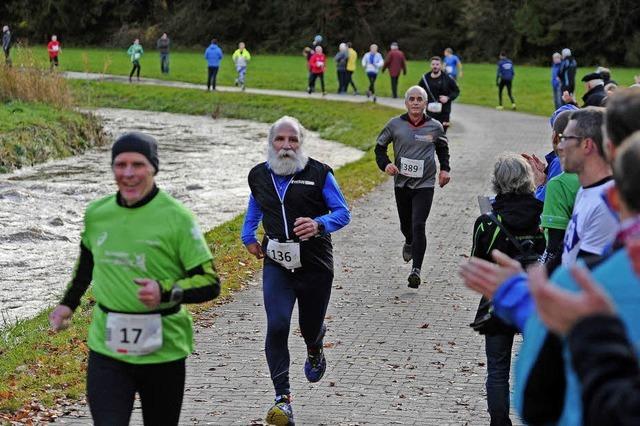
<box><xmin>105</xmin><ymin>312</ymin><xmax>162</xmax><ymax>356</ymax></box>
<box><xmin>400</xmin><ymin>157</ymin><xmax>424</xmax><ymax>178</ymax></box>
<box><xmin>266</xmin><ymin>239</ymin><xmax>302</xmax><ymax>269</ymax></box>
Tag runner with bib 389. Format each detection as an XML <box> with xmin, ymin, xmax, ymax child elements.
<box><xmin>375</xmin><ymin>85</ymin><xmax>451</xmax><ymax>288</ymax></box>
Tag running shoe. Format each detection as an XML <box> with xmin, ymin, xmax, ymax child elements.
<box><xmin>373</xmin><ymin>95</ymin><xmax>377</xmax><ymax>103</ymax></box>
<box><xmin>407</xmin><ymin>268</ymin><xmax>421</xmax><ymax>288</ymax></box>
<box><xmin>304</xmin><ymin>349</ymin><xmax>326</xmax><ymax>383</ymax></box>
<box><xmin>511</xmin><ymin>103</ymin><xmax>517</xmax><ymax>110</ymax></box>
<box><xmin>402</xmin><ymin>243</ymin><xmax>412</xmax><ymax>262</ymax></box>
<box><xmin>266</xmin><ymin>394</ymin><xmax>295</xmax><ymax>426</ymax></box>
<box><xmin>496</xmin><ymin>105</ymin><xmax>504</xmax><ymax>110</ymax></box>
<box><xmin>304</xmin><ymin>324</ymin><xmax>327</xmax><ymax>382</ymax></box>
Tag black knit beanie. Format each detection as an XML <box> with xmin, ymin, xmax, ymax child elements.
<box><xmin>111</xmin><ymin>132</ymin><xmax>159</xmax><ymax>173</ymax></box>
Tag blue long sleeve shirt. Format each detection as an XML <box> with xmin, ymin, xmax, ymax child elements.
<box><xmin>241</xmin><ymin>171</ymin><xmax>350</xmax><ymax>246</ymax></box>
<box><xmin>535</xmin><ymin>153</ymin><xmax>562</xmax><ymax>201</ymax></box>
<box><xmin>492</xmin><ymin>272</ymin><xmax>534</xmax><ymax>332</ymax></box>
<box><xmin>204</xmin><ymin>44</ymin><xmax>223</xmax><ymax>67</ymax></box>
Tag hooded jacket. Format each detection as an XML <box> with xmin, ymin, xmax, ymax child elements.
<box><xmin>471</xmin><ymin>193</ymin><xmax>545</xmax><ymax>335</ymax></box>
<box><xmin>204</xmin><ymin>43</ymin><xmax>223</xmax><ymax>67</ymax></box>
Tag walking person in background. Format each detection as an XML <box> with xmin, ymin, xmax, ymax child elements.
<box><xmin>362</xmin><ymin>44</ymin><xmax>384</xmax><ymax>102</ymax></box>
<box><xmin>417</xmin><ymin>56</ymin><xmax>460</xmax><ymax>133</ymax></box>
<box><xmin>307</xmin><ymin>45</ymin><xmax>326</xmax><ymax>95</ymax></box>
<box><xmin>156</xmin><ymin>32</ymin><xmax>170</xmax><ymax>74</ymax></box>
<box><xmin>127</xmin><ymin>38</ymin><xmax>144</xmax><ymax>82</ymax></box>
<box><xmin>443</xmin><ymin>47</ymin><xmax>462</xmax><ymax>80</ymax></box>
<box><xmin>2</xmin><ymin>25</ymin><xmax>12</xmax><ymax>66</ymax></box>
<box><xmin>382</xmin><ymin>42</ymin><xmax>407</xmax><ymax>99</ymax></box>
<box><xmin>558</xmin><ymin>48</ymin><xmax>578</xmax><ymax>102</ymax></box>
<box><xmin>496</xmin><ymin>51</ymin><xmax>516</xmax><ymax>110</ymax></box>
<box><xmin>334</xmin><ymin>42</ymin><xmax>349</xmax><ymax>94</ymax></box>
<box><xmin>346</xmin><ymin>42</ymin><xmax>358</xmax><ymax>95</ymax></box>
<box><xmin>204</xmin><ymin>38</ymin><xmax>223</xmax><ymax>91</ymax></box>
<box><xmin>232</xmin><ymin>42</ymin><xmax>251</xmax><ymax>90</ymax></box>
<box><xmin>551</xmin><ymin>52</ymin><xmax>563</xmax><ymax>109</ymax></box>
<box><xmin>47</xmin><ymin>34</ymin><xmax>61</xmax><ymax>71</ymax></box>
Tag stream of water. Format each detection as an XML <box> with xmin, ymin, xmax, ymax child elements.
<box><xmin>0</xmin><ymin>108</ymin><xmax>363</xmax><ymax>325</ymax></box>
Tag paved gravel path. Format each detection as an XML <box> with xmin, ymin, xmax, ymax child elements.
<box><xmin>59</xmin><ymin>75</ymin><xmax>549</xmax><ymax>425</ymax></box>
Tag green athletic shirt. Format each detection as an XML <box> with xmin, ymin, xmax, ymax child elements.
<box><xmin>540</xmin><ymin>172</ymin><xmax>580</xmax><ymax>230</ymax></box>
<box><xmin>83</xmin><ymin>190</ymin><xmax>213</xmax><ymax>364</ymax></box>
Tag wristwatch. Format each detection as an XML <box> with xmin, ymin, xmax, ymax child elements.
<box><xmin>169</xmin><ymin>285</ymin><xmax>183</xmax><ymax>304</ymax></box>
<box><xmin>316</xmin><ymin>221</ymin><xmax>325</xmax><ymax>236</ymax></box>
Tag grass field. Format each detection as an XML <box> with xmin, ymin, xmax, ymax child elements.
<box><xmin>0</xmin><ymin>81</ymin><xmax>396</xmax><ymax>417</ymax></box>
<box><xmin>16</xmin><ymin>46</ymin><xmax>640</xmax><ymax>117</ymax></box>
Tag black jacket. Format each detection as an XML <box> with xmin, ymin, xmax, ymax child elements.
<box><xmin>470</xmin><ymin>193</ymin><xmax>545</xmax><ymax>335</ymax></box>
<box><xmin>582</xmin><ymin>84</ymin><xmax>607</xmax><ymax>107</ymax></box>
<box><xmin>568</xmin><ymin>315</ymin><xmax>640</xmax><ymax>426</ymax></box>
<box><xmin>417</xmin><ymin>72</ymin><xmax>460</xmax><ymax>121</ymax></box>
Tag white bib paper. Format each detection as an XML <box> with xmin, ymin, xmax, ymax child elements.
<box><xmin>266</xmin><ymin>239</ymin><xmax>302</xmax><ymax>269</ymax></box>
<box><xmin>105</xmin><ymin>312</ymin><xmax>163</xmax><ymax>356</ymax></box>
<box><xmin>400</xmin><ymin>157</ymin><xmax>424</xmax><ymax>178</ymax></box>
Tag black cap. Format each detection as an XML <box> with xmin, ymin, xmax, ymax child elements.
<box><xmin>581</xmin><ymin>72</ymin><xmax>603</xmax><ymax>82</ymax></box>
<box><xmin>111</xmin><ymin>132</ymin><xmax>159</xmax><ymax>173</ymax></box>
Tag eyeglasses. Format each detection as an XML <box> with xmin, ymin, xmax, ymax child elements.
<box><xmin>558</xmin><ymin>134</ymin><xmax>585</xmax><ymax>144</ymax></box>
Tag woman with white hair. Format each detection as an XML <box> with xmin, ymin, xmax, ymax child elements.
<box><xmin>468</xmin><ymin>153</ymin><xmax>545</xmax><ymax>426</ymax></box>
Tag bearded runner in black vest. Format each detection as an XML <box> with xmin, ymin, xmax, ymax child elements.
<box><xmin>241</xmin><ymin>116</ymin><xmax>351</xmax><ymax>426</ymax></box>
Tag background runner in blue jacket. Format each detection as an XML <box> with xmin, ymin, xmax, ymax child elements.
<box><xmin>496</xmin><ymin>51</ymin><xmax>515</xmax><ymax>110</ymax></box>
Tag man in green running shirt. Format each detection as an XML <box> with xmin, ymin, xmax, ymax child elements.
<box><xmin>49</xmin><ymin>132</ymin><xmax>220</xmax><ymax>425</ymax></box>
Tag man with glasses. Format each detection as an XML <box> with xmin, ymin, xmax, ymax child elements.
<box><xmin>375</xmin><ymin>85</ymin><xmax>451</xmax><ymax>288</ymax></box>
<box><xmin>557</xmin><ymin>107</ymin><xmax>618</xmax><ymax>265</ymax></box>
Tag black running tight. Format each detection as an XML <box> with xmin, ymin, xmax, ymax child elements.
<box><xmin>394</xmin><ymin>186</ymin><xmax>435</xmax><ymax>270</ymax></box>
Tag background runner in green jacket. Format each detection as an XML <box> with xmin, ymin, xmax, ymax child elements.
<box><xmin>49</xmin><ymin>132</ymin><xmax>220</xmax><ymax>425</ymax></box>
<box><xmin>127</xmin><ymin>38</ymin><xmax>144</xmax><ymax>82</ymax></box>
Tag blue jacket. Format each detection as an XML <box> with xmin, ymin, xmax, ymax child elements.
<box><xmin>500</xmin><ymin>249</ymin><xmax>640</xmax><ymax>425</ymax></box>
<box><xmin>497</xmin><ymin>58</ymin><xmax>514</xmax><ymax>81</ymax></box>
<box><xmin>551</xmin><ymin>63</ymin><xmax>562</xmax><ymax>89</ymax></box>
<box><xmin>204</xmin><ymin>43</ymin><xmax>223</xmax><ymax>67</ymax></box>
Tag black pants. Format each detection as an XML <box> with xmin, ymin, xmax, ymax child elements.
<box><xmin>207</xmin><ymin>66</ymin><xmax>219</xmax><ymax>90</ymax></box>
<box><xmin>308</xmin><ymin>72</ymin><xmax>325</xmax><ymax>93</ymax></box>
<box><xmin>346</xmin><ymin>70</ymin><xmax>357</xmax><ymax>93</ymax></box>
<box><xmin>49</xmin><ymin>56</ymin><xmax>59</xmax><ymax>70</ymax></box>
<box><xmin>129</xmin><ymin>61</ymin><xmax>141</xmax><ymax>80</ymax></box>
<box><xmin>87</xmin><ymin>350</ymin><xmax>186</xmax><ymax>426</ymax></box>
<box><xmin>3</xmin><ymin>48</ymin><xmax>10</xmax><ymax>66</ymax></box>
<box><xmin>498</xmin><ymin>79</ymin><xmax>514</xmax><ymax>105</ymax></box>
<box><xmin>367</xmin><ymin>72</ymin><xmax>377</xmax><ymax>95</ymax></box>
<box><xmin>337</xmin><ymin>69</ymin><xmax>348</xmax><ymax>93</ymax></box>
<box><xmin>430</xmin><ymin>112</ymin><xmax>451</xmax><ymax>134</ymax></box>
<box><xmin>263</xmin><ymin>263</ymin><xmax>333</xmax><ymax>395</ymax></box>
<box><xmin>390</xmin><ymin>75</ymin><xmax>399</xmax><ymax>98</ymax></box>
<box><xmin>394</xmin><ymin>186</ymin><xmax>435</xmax><ymax>270</ymax></box>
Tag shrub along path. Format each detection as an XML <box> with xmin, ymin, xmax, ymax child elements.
<box><xmin>56</xmin><ymin>73</ymin><xmax>547</xmax><ymax>424</ymax></box>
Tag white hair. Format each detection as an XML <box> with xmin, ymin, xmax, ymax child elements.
<box><xmin>562</xmin><ymin>48</ymin><xmax>572</xmax><ymax>58</ymax></box>
<box><xmin>339</xmin><ymin>42</ymin><xmax>347</xmax><ymax>51</ymax></box>
<box><xmin>267</xmin><ymin>116</ymin><xmax>309</xmax><ymax>175</ymax></box>
<box><xmin>492</xmin><ymin>153</ymin><xmax>535</xmax><ymax>195</ymax></box>
<box><xmin>552</xmin><ymin>52</ymin><xmax>561</xmax><ymax>59</ymax></box>
<box><xmin>404</xmin><ymin>85</ymin><xmax>428</xmax><ymax>102</ymax></box>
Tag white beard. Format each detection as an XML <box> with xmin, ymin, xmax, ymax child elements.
<box><xmin>267</xmin><ymin>145</ymin><xmax>308</xmax><ymax>176</ymax></box>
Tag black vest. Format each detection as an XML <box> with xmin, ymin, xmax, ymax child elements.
<box><xmin>248</xmin><ymin>158</ymin><xmax>334</xmax><ymax>272</ymax></box>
